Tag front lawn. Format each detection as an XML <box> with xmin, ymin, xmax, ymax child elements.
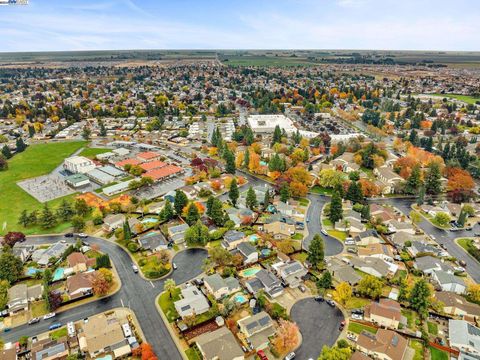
<box><xmin>159</xmin><ymin>288</ymin><xmax>181</xmax><ymax>322</ymax></box>
<box><xmin>311</xmin><ymin>186</ymin><xmax>333</xmax><ymax>195</ymax></box>
<box><xmin>292</xmin><ymin>251</ymin><xmax>308</xmax><ymax>263</ymax></box>
<box><xmin>348</xmin><ymin>322</ymin><xmax>377</xmax><ymax>334</ymax></box>
<box><xmin>410</xmin><ymin>339</ymin><xmax>424</xmax><ymax>360</ymax></box>
<box><xmin>0</xmin><ymin>141</ymin><xmax>86</xmax><ymax>235</ymax></box>
<box><xmin>50</xmin><ymin>327</ymin><xmax>68</xmax><ymax>340</ymax></box>
<box><xmin>328</xmin><ymin>229</ymin><xmax>347</xmax><ymax>241</ymax></box>
<box><xmin>291</xmin><ymin>233</ymin><xmax>304</xmax><ymax>240</ymax></box>
<box><xmin>428</xmin><ymin>321</ymin><xmax>439</xmax><ymax>335</ymax></box>
<box><xmin>185</xmin><ymin>346</ymin><xmax>202</xmax><ymax>360</ymax></box>
<box><xmin>429</xmin><ymin>346</ymin><xmax>449</xmax><ymax>360</ymax></box>
<box><xmin>345</xmin><ymin>297</ymin><xmax>372</xmax><ymax>310</ymax></box>
<box><xmin>30</xmin><ymin>301</ymin><xmax>48</xmax><ymax>318</ymax></box>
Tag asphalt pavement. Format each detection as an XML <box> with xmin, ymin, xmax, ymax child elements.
<box><xmin>290</xmin><ymin>298</ymin><xmax>344</xmax><ymax>360</ymax></box>
<box><xmin>4</xmin><ymin>235</ymin><xmax>207</xmax><ymax>360</ymax></box>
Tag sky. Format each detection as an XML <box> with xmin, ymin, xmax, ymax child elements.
<box><xmin>0</xmin><ymin>0</ymin><xmax>479</xmax><ymax>52</ymax></box>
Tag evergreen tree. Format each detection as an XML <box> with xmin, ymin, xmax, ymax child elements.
<box><xmin>408</xmin><ymin>129</ymin><xmax>419</xmax><ymax>146</ymax></box>
<box><xmin>246</xmin><ymin>186</ymin><xmax>258</xmax><ymax>210</ymax></box>
<box><xmin>18</xmin><ymin>210</ymin><xmax>29</xmax><ymax>227</ymax></box>
<box><xmin>159</xmin><ymin>199</ymin><xmax>174</xmax><ymax>221</ymax></box>
<box><xmin>307</xmin><ymin>234</ymin><xmax>325</xmax><ymax>269</ymax></box>
<box><xmin>40</xmin><ymin>204</ymin><xmax>56</xmax><ymax>229</ymax></box>
<box><xmin>345</xmin><ymin>181</ymin><xmax>363</xmax><ymax>204</ymax></box>
<box><xmin>174</xmin><ymin>190</ymin><xmax>188</xmax><ymax>215</ymax></box>
<box><xmin>457</xmin><ymin>209</ymin><xmax>467</xmax><ymax>227</ymax></box>
<box><xmin>409</xmin><ymin>279</ymin><xmax>431</xmax><ymax>319</ymax></box>
<box><xmin>425</xmin><ymin>162</ymin><xmax>442</xmax><ymax>195</ymax></box>
<box><xmin>272</xmin><ymin>125</ymin><xmax>282</xmax><ymax>145</ymax></box>
<box><xmin>361</xmin><ymin>204</ymin><xmax>370</xmax><ymax>221</ymax></box>
<box><xmin>123</xmin><ymin>220</ymin><xmax>132</xmax><ymax>241</ymax></box>
<box><xmin>0</xmin><ymin>154</ymin><xmax>7</xmax><ymax>171</ymax></box>
<box><xmin>28</xmin><ymin>125</ymin><xmax>35</xmax><ymax>138</ymax></box>
<box><xmin>2</xmin><ymin>145</ymin><xmax>12</xmax><ymax>159</ymax></box>
<box><xmin>404</xmin><ymin>165</ymin><xmax>422</xmax><ymax>195</ymax></box>
<box><xmin>223</xmin><ymin>148</ymin><xmax>236</xmax><ymax>174</ymax></box>
<box><xmin>244</xmin><ymin>149</ymin><xmax>250</xmax><ymax>168</ymax></box>
<box><xmin>280</xmin><ymin>183</ymin><xmax>290</xmax><ymax>203</ymax></box>
<box><xmin>15</xmin><ymin>138</ymin><xmax>27</xmax><ymax>152</ymax></box>
<box><xmin>81</xmin><ymin>126</ymin><xmax>91</xmax><ymax>140</ymax></box>
<box><xmin>329</xmin><ymin>190</ymin><xmax>343</xmax><ymax>226</ymax></box>
<box><xmin>263</xmin><ymin>190</ymin><xmax>271</xmax><ymax>210</ymax></box>
<box><xmin>28</xmin><ymin>210</ymin><xmax>38</xmax><ymax>225</ymax></box>
<box><xmin>99</xmin><ymin>120</ymin><xmax>107</xmax><ymax>136</ymax></box>
<box><xmin>208</xmin><ymin>197</ymin><xmax>224</xmax><ymax>226</ymax></box>
<box><xmin>229</xmin><ymin>178</ymin><xmax>239</xmax><ymax>207</ymax></box>
<box><xmin>186</xmin><ymin>204</ymin><xmax>200</xmax><ymax>225</ymax></box>
<box><xmin>317</xmin><ymin>270</ymin><xmax>333</xmax><ymax>291</ymax></box>
<box><xmin>417</xmin><ymin>186</ymin><xmax>425</xmax><ymax>206</ymax></box>
<box><xmin>56</xmin><ymin>199</ymin><xmax>74</xmax><ymax>222</ymax></box>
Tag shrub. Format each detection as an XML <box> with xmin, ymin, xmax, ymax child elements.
<box><xmin>138</xmin><ymin>258</ymin><xmax>147</xmax><ymax>266</ymax></box>
<box><xmin>127</xmin><ymin>242</ymin><xmax>139</xmax><ymax>253</ymax></box>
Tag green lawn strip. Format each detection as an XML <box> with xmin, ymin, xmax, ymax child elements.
<box><xmin>328</xmin><ymin>229</ymin><xmax>347</xmax><ymax>241</ymax></box>
<box><xmin>159</xmin><ymin>288</ymin><xmax>181</xmax><ymax>322</ymax></box>
<box><xmin>345</xmin><ymin>297</ymin><xmax>371</xmax><ymax>310</ymax></box>
<box><xmin>78</xmin><ymin>147</ymin><xmax>111</xmax><ymax>159</ymax></box>
<box><xmin>348</xmin><ymin>322</ymin><xmax>377</xmax><ymax>334</ymax></box>
<box><xmin>401</xmin><ymin>309</ymin><xmax>418</xmax><ymax>330</ymax></box>
<box><xmin>410</xmin><ymin>339</ymin><xmax>424</xmax><ymax>360</ymax></box>
<box><xmin>50</xmin><ymin>327</ymin><xmax>68</xmax><ymax>340</ymax></box>
<box><xmin>311</xmin><ymin>185</ymin><xmax>333</xmax><ymax>195</ymax></box>
<box><xmin>292</xmin><ymin>252</ymin><xmax>308</xmax><ymax>263</ymax></box>
<box><xmin>428</xmin><ymin>321</ymin><xmax>439</xmax><ymax>335</ymax></box>
<box><xmin>291</xmin><ymin>233</ymin><xmax>304</xmax><ymax>240</ymax></box>
<box><xmin>30</xmin><ymin>301</ymin><xmax>48</xmax><ymax>318</ymax></box>
<box><xmin>322</xmin><ymin>218</ymin><xmax>333</xmax><ymax>227</ymax></box>
<box><xmin>185</xmin><ymin>346</ymin><xmax>202</xmax><ymax>360</ymax></box>
<box><xmin>429</xmin><ymin>346</ymin><xmax>449</xmax><ymax>360</ymax></box>
<box><xmin>0</xmin><ymin>141</ymin><xmax>86</xmax><ymax>235</ymax></box>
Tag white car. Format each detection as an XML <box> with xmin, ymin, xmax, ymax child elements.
<box><xmin>321</xmin><ymin>229</ymin><xmax>328</xmax><ymax>236</ymax></box>
<box><xmin>285</xmin><ymin>352</ymin><xmax>296</xmax><ymax>360</ymax></box>
<box><xmin>77</xmin><ymin>233</ymin><xmax>88</xmax><ymax>238</ymax></box>
<box><xmin>347</xmin><ymin>333</ymin><xmax>357</xmax><ymax>341</ymax></box>
<box><xmin>43</xmin><ymin>312</ymin><xmax>56</xmax><ymax>320</ymax></box>
<box><xmin>454</xmin><ymin>266</ymin><xmax>465</xmax><ymax>272</ymax></box>
<box><xmin>351</xmin><ymin>313</ymin><xmax>363</xmax><ymax>320</ymax></box>
<box><xmin>345</xmin><ymin>240</ymin><xmax>355</xmax><ymax>245</ymax></box>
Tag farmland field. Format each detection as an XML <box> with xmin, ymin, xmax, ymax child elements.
<box><xmin>0</xmin><ymin>141</ymin><xmax>86</xmax><ymax>235</ymax></box>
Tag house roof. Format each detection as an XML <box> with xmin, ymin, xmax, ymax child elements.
<box><xmin>365</xmin><ymin>299</ymin><xmax>401</xmax><ymax>322</ymax></box>
<box><xmin>195</xmin><ymin>327</ymin><xmax>244</xmax><ymax>360</ymax></box>
<box><xmin>138</xmin><ymin>231</ymin><xmax>168</xmax><ymax>250</ymax></box>
<box><xmin>67</xmin><ymin>272</ymin><xmax>93</xmax><ymax>294</ymax></box>
<box><xmin>237</xmin><ymin>242</ymin><xmax>257</xmax><ymax>257</ymax></box>
<box><xmin>434</xmin><ymin>270</ymin><xmax>465</xmax><ymax>286</ymax></box>
<box><xmin>67</xmin><ymin>252</ymin><xmax>88</xmax><ymax>267</ymax></box>
<box><xmin>238</xmin><ymin>311</ymin><xmax>273</xmax><ymax>337</ymax></box>
<box><xmin>115</xmin><ymin>158</ymin><xmax>142</xmax><ymax>167</ymax></box>
<box><xmin>449</xmin><ymin>319</ymin><xmax>480</xmax><ymax>353</ymax></box>
<box><xmin>350</xmin><ymin>257</ymin><xmax>390</xmax><ymax>277</ymax></box>
<box><xmin>143</xmin><ymin>164</ymin><xmax>183</xmax><ymax>181</ymax></box>
<box><xmin>357</xmin><ymin>329</ymin><xmax>407</xmax><ymax>360</ymax></box>
<box><xmin>435</xmin><ymin>291</ymin><xmax>480</xmax><ymax>316</ymax></box>
<box><xmin>358</xmin><ymin>243</ymin><xmax>394</xmax><ymax>258</ymax></box>
<box><xmin>414</xmin><ymin>256</ymin><xmax>452</xmax><ymax>273</ymax></box>
<box><xmin>137</xmin><ymin>151</ymin><xmax>160</xmax><ymax>160</ymax></box>
<box><xmin>82</xmin><ymin>314</ymin><xmax>126</xmax><ymax>354</ymax></box>
<box><xmin>139</xmin><ymin>160</ymin><xmax>167</xmax><ymax>171</ymax></box>
<box><xmin>223</xmin><ymin>230</ymin><xmax>246</xmax><ymax>243</ymax></box>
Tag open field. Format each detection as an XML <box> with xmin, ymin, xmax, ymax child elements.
<box><xmin>431</xmin><ymin>93</ymin><xmax>480</xmax><ymax>105</ymax></box>
<box><xmin>0</xmin><ymin>141</ymin><xmax>86</xmax><ymax>235</ymax></box>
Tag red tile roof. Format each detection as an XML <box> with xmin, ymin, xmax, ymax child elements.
<box><xmin>140</xmin><ymin>160</ymin><xmax>167</xmax><ymax>171</ymax></box>
<box><xmin>137</xmin><ymin>151</ymin><xmax>160</xmax><ymax>160</ymax></box>
<box><xmin>143</xmin><ymin>165</ymin><xmax>183</xmax><ymax>181</ymax></box>
<box><xmin>115</xmin><ymin>158</ymin><xmax>142</xmax><ymax>167</ymax></box>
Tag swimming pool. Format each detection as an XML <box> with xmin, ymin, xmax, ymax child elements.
<box><xmin>239</xmin><ymin>267</ymin><xmax>261</xmax><ymax>278</ymax></box>
<box><xmin>141</xmin><ymin>217</ymin><xmax>158</xmax><ymax>225</ymax></box>
<box><xmin>249</xmin><ymin>234</ymin><xmax>259</xmax><ymax>243</ymax></box>
<box><xmin>234</xmin><ymin>294</ymin><xmax>248</xmax><ymax>304</ymax></box>
<box><xmin>52</xmin><ymin>268</ymin><xmax>65</xmax><ymax>282</ymax></box>
<box><xmin>26</xmin><ymin>267</ymin><xmax>42</xmax><ymax>276</ymax></box>
<box><xmin>261</xmin><ymin>249</ymin><xmax>271</xmax><ymax>257</ymax></box>
<box><xmin>95</xmin><ymin>355</ymin><xmax>112</xmax><ymax>360</ymax></box>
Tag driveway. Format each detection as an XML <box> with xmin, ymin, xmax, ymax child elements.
<box><xmin>291</xmin><ymin>298</ymin><xmax>344</xmax><ymax>360</ymax></box>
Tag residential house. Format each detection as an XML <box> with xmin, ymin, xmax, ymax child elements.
<box><xmin>419</xmin><ymin>204</ymin><xmax>444</xmax><ymax>217</ymax></box>
<box><xmin>407</xmin><ymin>241</ymin><xmax>442</xmax><ymax>258</ymax></box>
<box><xmin>331</xmin><ymin>152</ymin><xmax>360</xmax><ymax>173</ymax></box>
<box><xmin>174</xmin><ymin>285</ymin><xmax>210</xmax><ymax>318</ymax></box>
<box><xmin>79</xmin><ymin>313</ymin><xmax>131</xmax><ymax>358</ymax></box>
<box><xmin>67</xmin><ymin>252</ymin><xmax>96</xmax><ymax>273</ymax></box>
<box><xmin>274</xmin><ymin>201</ymin><xmax>300</xmax><ymax>218</ymax></box>
<box><xmin>358</xmin><ymin>243</ymin><xmax>395</xmax><ymax>263</ymax></box>
<box><xmin>387</xmin><ymin>221</ymin><xmax>415</xmax><ymax>235</ymax></box>
<box><xmin>67</xmin><ymin>272</ymin><xmax>94</xmax><ymax>299</ymax></box>
<box><xmin>12</xmin><ymin>242</ymin><xmax>34</xmax><ymax>263</ymax></box>
<box><xmin>102</xmin><ymin>213</ymin><xmax>126</xmax><ymax>232</ymax></box>
<box><xmin>195</xmin><ymin>327</ymin><xmax>244</xmax><ymax>360</ymax></box>
<box><xmin>356</xmin><ymin>329</ymin><xmax>408</xmax><ymax>360</ymax></box>
<box><xmin>0</xmin><ymin>348</ymin><xmax>16</xmax><ymax>360</ymax></box>
<box><xmin>355</xmin><ymin>230</ymin><xmax>382</xmax><ymax>246</ymax></box>
<box><xmin>263</xmin><ymin>221</ymin><xmax>295</xmax><ymax>240</ymax></box>
<box><xmin>203</xmin><ymin>274</ymin><xmax>241</xmax><ymax>300</ymax></box>
<box><xmin>449</xmin><ymin>320</ymin><xmax>480</xmax><ymax>359</ymax></box>
<box><xmin>432</xmin><ymin>270</ymin><xmax>466</xmax><ymax>294</ymax></box>
<box><xmin>413</xmin><ymin>256</ymin><xmax>453</xmax><ymax>276</ymax></box>
<box><xmin>364</xmin><ymin>299</ymin><xmax>402</xmax><ymax>330</ymax></box>
<box><xmin>435</xmin><ymin>291</ymin><xmax>480</xmax><ymax>318</ymax></box>
<box><xmin>31</xmin><ymin>339</ymin><xmax>69</xmax><ymax>360</ymax></box>
<box><xmin>168</xmin><ymin>223</ymin><xmax>190</xmax><ymax>244</ymax></box>
<box><xmin>374</xmin><ymin>166</ymin><xmax>403</xmax><ymax>194</ymax></box>
<box><xmin>350</xmin><ymin>257</ymin><xmax>397</xmax><ymax>278</ymax></box>
<box><xmin>6</xmin><ymin>284</ymin><xmax>43</xmax><ymax>315</ymax></box>
<box><xmin>221</xmin><ymin>230</ymin><xmax>247</xmax><ymax>250</ymax></box>
<box><xmin>31</xmin><ymin>242</ymin><xmax>69</xmax><ymax>267</ymax></box>
<box><xmin>274</xmin><ymin>261</ymin><xmax>307</xmax><ymax>288</ymax></box>
<box><xmin>245</xmin><ymin>269</ymin><xmax>283</xmax><ymax>298</ymax></box>
<box><xmin>327</xmin><ymin>258</ymin><xmax>361</xmax><ymax>286</ymax></box>
<box><xmin>390</xmin><ymin>232</ymin><xmax>426</xmax><ymax>248</ymax></box>
<box><xmin>237</xmin><ymin>311</ymin><xmax>275</xmax><ymax>351</ymax></box>
<box><xmin>233</xmin><ymin>242</ymin><xmax>258</xmax><ymax>265</ymax></box>
<box><xmin>138</xmin><ymin>231</ymin><xmax>169</xmax><ymax>252</ymax></box>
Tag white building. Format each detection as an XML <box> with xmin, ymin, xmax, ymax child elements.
<box><xmin>247</xmin><ymin>114</ymin><xmax>297</xmax><ymax>134</ymax></box>
<box><xmin>64</xmin><ymin>156</ymin><xmax>96</xmax><ymax>174</ymax></box>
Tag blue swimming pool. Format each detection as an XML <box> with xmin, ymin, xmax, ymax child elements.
<box><xmin>234</xmin><ymin>294</ymin><xmax>248</xmax><ymax>304</ymax></box>
<box><xmin>95</xmin><ymin>355</ymin><xmax>112</xmax><ymax>360</ymax></box>
<box><xmin>141</xmin><ymin>217</ymin><xmax>158</xmax><ymax>225</ymax></box>
<box><xmin>249</xmin><ymin>234</ymin><xmax>259</xmax><ymax>243</ymax></box>
<box><xmin>52</xmin><ymin>268</ymin><xmax>65</xmax><ymax>282</ymax></box>
<box><xmin>26</xmin><ymin>267</ymin><xmax>42</xmax><ymax>276</ymax></box>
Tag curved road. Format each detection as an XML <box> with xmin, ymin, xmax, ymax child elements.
<box><xmin>291</xmin><ymin>298</ymin><xmax>344</xmax><ymax>360</ymax></box>
<box><xmin>4</xmin><ymin>235</ymin><xmax>207</xmax><ymax>360</ymax></box>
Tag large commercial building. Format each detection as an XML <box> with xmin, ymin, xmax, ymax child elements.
<box><xmin>64</xmin><ymin>156</ymin><xmax>96</xmax><ymax>174</ymax></box>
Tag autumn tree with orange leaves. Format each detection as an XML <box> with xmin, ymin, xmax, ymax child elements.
<box><xmin>272</xmin><ymin>319</ymin><xmax>300</xmax><ymax>355</ymax></box>
<box><xmin>132</xmin><ymin>343</ymin><xmax>158</xmax><ymax>360</ymax></box>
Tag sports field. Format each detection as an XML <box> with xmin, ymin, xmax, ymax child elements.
<box><xmin>0</xmin><ymin>141</ymin><xmax>86</xmax><ymax>235</ymax></box>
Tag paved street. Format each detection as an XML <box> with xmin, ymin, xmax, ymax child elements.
<box><xmin>4</xmin><ymin>235</ymin><xmax>207</xmax><ymax>360</ymax></box>
<box><xmin>291</xmin><ymin>298</ymin><xmax>344</xmax><ymax>360</ymax></box>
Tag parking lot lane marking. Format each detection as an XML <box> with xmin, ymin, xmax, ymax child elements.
<box><xmin>150</xmin><ymin>281</ymin><xmax>155</xmax><ymax>288</ymax></box>
<box><xmin>121</xmin><ymin>298</ymin><xmax>124</xmax><ymax>307</ymax></box>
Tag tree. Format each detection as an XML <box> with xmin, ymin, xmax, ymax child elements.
<box><xmin>223</xmin><ymin>148</ymin><xmax>236</xmax><ymax>174</ymax></box>
<box><xmin>208</xmin><ymin>247</ymin><xmax>233</xmax><ymax>267</ymax></box>
<box><xmin>95</xmin><ymin>254</ymin><xmax>111</xmax><ymax>269</ymax></box>
<box><xmin>404</xmin><ymin>165</ymin><xmax>422</xmax><ymax>195</ymax></box>
<box><xmin>71</xmin><ymin>215</ymin><xmax>85</xmax><ymax>232</ymax></box>
<box><xmin>246</xmin><ymin>186</ymin><xmax>258</xmax><ymax>210</ymax></box>
<box><xmin>272</xmin><ymin>125</ymin><xmax>282</xmax><ymax>145</ymax></box>
<box><xmin>99</xmin><ymin>120</ymin><xmax>107</xmax><ymax>137</ymax></box>
<box><xmin>159</xmin><ymin>199</ymin><xmax>175</xmax><ymax>221</ymax></box>
<box><xmin>271</xmin><ymin>319</ymin><xmax>300</xmax><ymax>354</ymax></box>
<box><xmin>184</xmin><ymin>220</ymin><xmax>209</xmax><ymax>246</ymax></box>
<box><xmin>174</xmin><ymin>190</ymin><xmax>188</xmax><ymax>215</ymax></box>
<box><xmin>329</xmin><ymin>191</ymin><xmax>343</xmax><ymax>226</ymax></box>
<box><xmin>2</xmin><ymin>231</ymin><xmax>25</xmax><ymax>247</ymax></box>
<box><xmin>46</xmin><ymin>290</ymin><xmax>62</xmax><ymax>311</ymax></box>
<box><xmin>409</xmin><ymin>279</ymin><xmax>431</xmax><ymax>318</ymax></box>
<box><xmin>0</xmin><ymin>154</ymin><xmax>8</xmax><ymax>171</ymax></box>
<box><xmin>434</xmin><ymin>212</ymin><xmax>450</xmax><ymax>227</ymax></box>
<box><xmin>164</xmin><ymin>279</ymin><xmax>177</xmax><ymax>299</ymax></box>
<box><xmin>81</xmin><ymin>126</ymin><xmax>91</xmax><ymax>140</ymax></box>
<box><xmin>357</xmin><ymin>275</ymin><xmax>383</xmax><ymax>299</ymax></box>
<box><xmin>40</xmin><ymin>203</ymin><xmax>56</xmax><ymax>229</ymax></box>
<box><xmin>74</xmin><ymin>198</ymin><xmax>90</xmax><ymax>217</ymax></box>
<box><xmin>92</xmin><ymin>270</ymin><xmax>112</xmax><ymax>296</ymax></box>
<box><xmin>467</xmin><ymin>283</ymin><xmax>480</xmax><ymax>304</ymax></box>
<box><xmin>229</xmin><ymin>178</ymin><xmax>239</xmax><ymax>207</ymax></box>
<box><xmin>317</xmin><ymin>271</ymin><xmax>332</xmax><ymax>292</ymax></box>
<box><xmin>425</xmin><ymin>162</ymin><xmax>442</xmax><ymax>195</ymax></box>
<box><xmin>417</xmin><ymin>186</ymin><xmax>425</xmax><ymax>206</ymax></box>
<box><xmin>409</xmin><ymin>210</ymin><xmax>422</xmax><ymax>225</ymax></box>
<box><xmin>123</xmin><ymin>220</ymin><xmax>132</xmax><ymax>241</ymax></box>
<box><xmin>319</xmin><ymin>345</ymin><xmax>351</xmax><ymax>360</ymax></box>
<box><xmin>345</xmin><ymin>181</ymin><xmax>363</xmax><ymax>204</ymax></box>
<box><xmin>0</xmin><ymin>280</ymin><xmax>10</xmax><ymax>310</ymax></box>
<box><xmin>457</xmin><ymin>208</ymin><xmax>467</xmax><ymax>227</ymax></box>
<box><xmin>2</xmin><ymin>145</ymin><xmax>12</xmax><ymax>159</ymax></box>
<box><xmin>56</xmin><ymin>199</ymin><xmax>74</xmax><ymax>221</ymax></box>
<box><xmin>186</xmin><ymin>203</ymin><xmax>200</xmax><ymax>225</ymax></box>
<box><xmin>361</xmin><ymin>204</ymin><xmax>370</xmax><ymax>221</ymax></box>
<box><xmin>15</xmin><ymin>137</ymin><xmax>27</xmax><ymax>152</ymax></box>
<box><xmin>244</xmin><ymin>148</ymin><xmax>250</xmax><ymax>168</ymax></box>
<box><xmin>279</xmin><ymin>182</ymin><xmax>290</xmax><ymax>203</ymax></box>
<box><xmin>207</xmin><ymin>197</ymin><xmax>224</xmax><ymax>226</ymax></box>
<box><xmin>307</xmin><ymin>234</ymin><xmax>325</xmax><ymax>269</ymax></box>
<box><xmin>332</xmin><ymin>282</ymin><xmax>352</xmax><ymax>306</ymax></box>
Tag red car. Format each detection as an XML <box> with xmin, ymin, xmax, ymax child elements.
<box><xmin>257</xmin><ymin>350</ymin><xmax>269</xmax><ymax>360</ymax></box>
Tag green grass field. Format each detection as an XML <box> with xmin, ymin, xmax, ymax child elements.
<box><xmin>348</xmin><ymin>322</ymin><xmax>377</xmax><ymax>334</ymax></box>
<box><xmin>410</xmin><ymin>339</ymin><xmax>424</xmax><ymax>360</ymax></box>
<box><xmin>78</xmin><ymin>147</ymin><xmax>111</xmax><ymax>159</ymax></box>
<box><xmin>222</xmin><ymin>55</ymin><xmax>317</xmax><ymax>67</ymax></box>
<box><xmin>431</xmin><ymin>93</ymin><xmax>480</xmax><ymax>105</ymax></box>
<box><xmin>429</xmin><ymin>346</ymin><xmax>449</xmax><ymax>360</ymax></box>
<box><xmin>0</xmin><ymin>141</ymin><xmax>86</xmax><ymax>235</ymax></box>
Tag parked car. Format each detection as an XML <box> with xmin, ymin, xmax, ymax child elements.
<box><xmin>43</xmin><ymin>312</ymin><xmax>56</xmax><ymax>320</ymax></box>
<box><xmin>474</xmin><ymin>232</ymin><xmax>480</xmax><ymax>237</ymax></box>
<box><xmin>77</xmin><ymin>233</ymin><xmax>88</xmax><ymax>238</ymax></box>
<box><xmin>48</xmin><ymin>323</ymin><xmax>62</xmax><ymax>330</ymax></box>
<box><xmin>454</xmin><ymin>266</ymin><xmax>465</xmax><ymax>273</ymax></box>
<box><xmin>351</xmin><ymin>313</ymin><xmax>363</xmax><ymax>320</ymax></box>
<box><xmin>321</xmin><ymin>229</ymin><xmax>328</xmax><ymax>236</ymax></box>
<box><xmin>28</xmin><ymin>317</ymin><xmax>40</xmax><ymax>325</ymax></box>
<box><xmin>172</xmin><ymin>263</ymin><xmax>177</xmax><ymax>270</ymax></box>
<box><xmin>459</xmin><ymin>260</ymin><xmax>467</xmax><ymax>267</ymax></box>
<box><xmin>345</xmin><ymin>240</ymin><xmax>356</xmax><ymax>246</ymax></box>
<box><xmin>326</xmin><ymin>299</ymin><xmax>335</xmax><ymax>307</ymax></box>
<box><xmin>351</xmin><ymin>308</ymin><xmax>364</xmax><ymax>315</ymax></box>
<box><xmin>64</xmin><ymin>233</ymin><xmax>74</xmax><ymax>238</ymax></box>
<box><xmin>339</xmin><ymin>320</ymin><xmax>346</xmax><ymax>331</ymax></box>
<box><xmin>347</xmin><ymin>247</ymin><xmax>357</xmax><ymax>254</ymax></box>
<box><xmin>285</xmin><ymin>352</ymin><xmax>296</xmax><ymax>360</ymax></box>
<box><xmin>347</xmin><ymin>333</ymin><xmax>357</xmax><ymax>341</ymax></box>
<box><xmin>132</xmin><ymin>264</ymin><xmax>139</xmax><ymax>273</ymax></box>
<box><xmin>257</xmin><ymin>350</ymin><xmax>269</xmax><ymax>360</ymax></box>
<box><xmin>298</xmin><ymin>285</ymin><xmax>306</xmax><ymax>293</ymax></box>
<box><xmin>314</xmin><ymin>296</ymin><xmax>324</xmax><ymax>302</ymax></box>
